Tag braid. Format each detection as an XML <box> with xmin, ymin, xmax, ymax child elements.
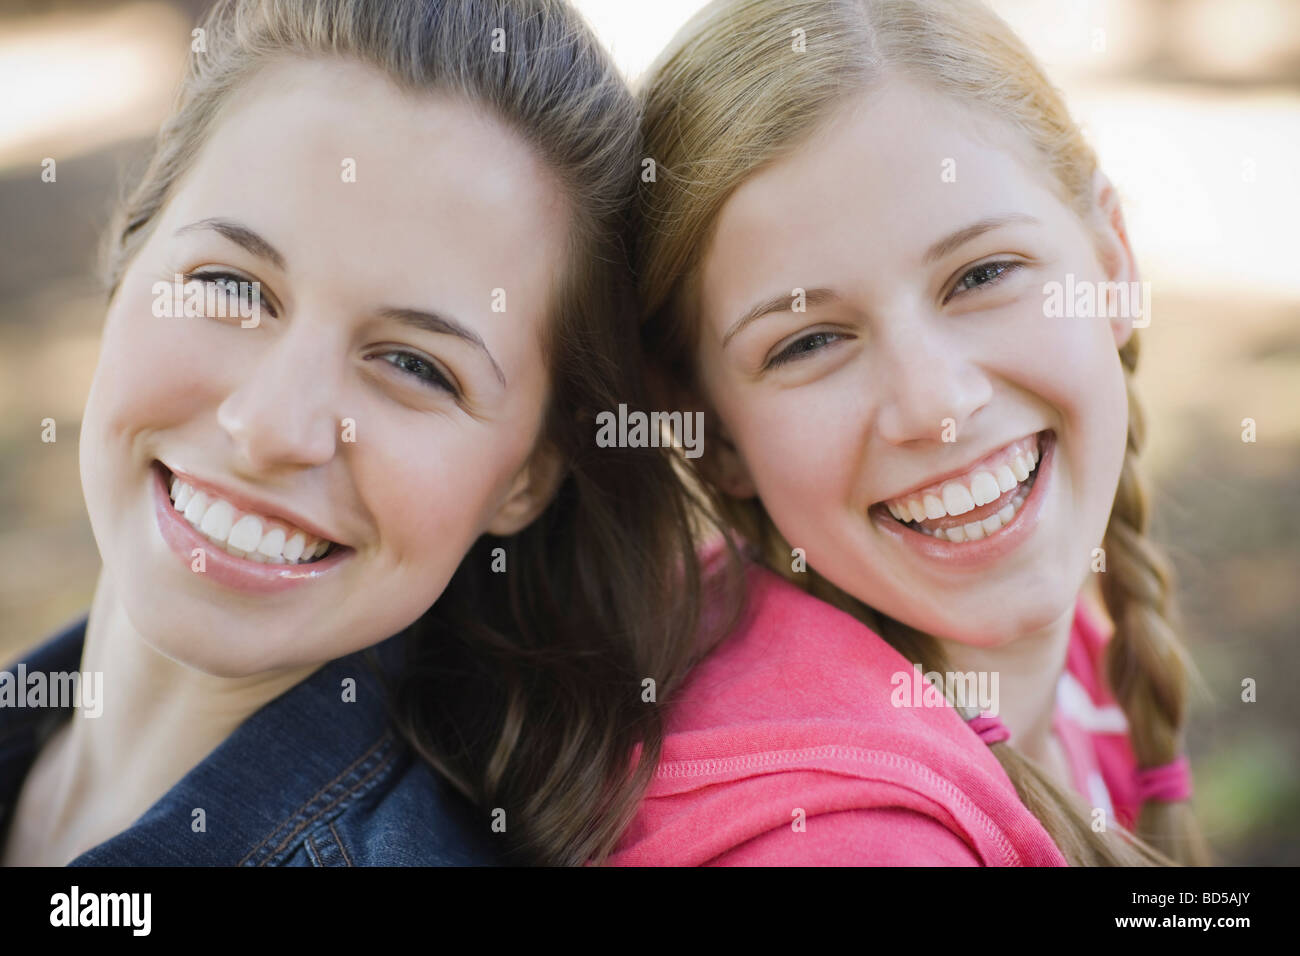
<box><xmin>1099</xmin><ymin>331</ymin><xmax>1213</xmax><ymax>865</ymax></box>
<box><xmin>714</xmin><ymin>483</ymin><xmax>1182</xmax><ymax>865</ymax></box>
<box><xmin>855</xmin><ymin>601</ymin><xmax>1174</xmax><ymax>865</ymax></box>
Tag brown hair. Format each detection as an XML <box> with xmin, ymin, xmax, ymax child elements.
<box><xmin>636</xmin><ymin>0</ymin><xmax>1211</xmax><ymax>865</ymax></box>
<box><xmin>101</xmin><ymin>0</ymin><xmax>727</xmax><ymax>866</ymax></box>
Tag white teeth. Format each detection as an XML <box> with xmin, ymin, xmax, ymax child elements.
<box><xmin>228</xmin><ymin>514</ymin><xmax>264</xmax><ymax>552</ymax></box>
<box><xmin>995</xmin><ymin>465</ymin><xmax>1018</xmax><ymax>494</ymax></box>
<box><xmin>941</xmin><ymin>482</ymin><xmax>975</xmax><ymax>517</ymax></box>
<box><xmin>883</xmin><ymin>435</ymin><xmax>1045</xmax><ymax>532</ymax></box>
<box><xmin>901</xmin><ymin>460</ymin><xmax>1038</xmax><ymax>544</ymax></box>
<box><xmin>970</xmin><ymin>471</ymin><xmax>1001</xmax><ymax>507</ymax></box>
<box><xmin>200</xmin><ymin>499</ymin><xmax>235</xmax><ymax>541</ymax></box>
<box><xmin>257</xmin><ymin>527</ymin><xmax>286</xmax><ymax>561</ymax></box>
<box><xmin>282</xmin><ymin>532</ymin><xmax>306</xmax><ymax>562</ymax></box>
<box><xmin>164</xmin><ymin>473</ymin><xmax>333</xmax><ymax>564</ymax></box>
<box><xmin>184</xmin><ymin>491</ymin><xmax>211</xmax><ymax>525</ymax></box>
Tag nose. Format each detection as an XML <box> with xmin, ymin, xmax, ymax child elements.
<box><xmin>216</xmin><ymin>319</ymin><xmax>342</xmax><ymax>472</ymax></box>
<box><xmin>873</xmin><ymin>319</ymin><xmax>992</xmax><ymax>445</ymax></box>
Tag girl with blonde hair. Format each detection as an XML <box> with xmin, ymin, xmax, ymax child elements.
<box><xmin>612</xmin><ymin>0</ymin><xmax>1211</xmax><ymax>865</ymax></box>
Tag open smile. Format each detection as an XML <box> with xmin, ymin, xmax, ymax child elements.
<box><xmin>150</xmin><ymin>460</ymin><xmax>353</xmax><ymax>593</ymax></box>
<box><xmin>869</xmin><ymin>430</ymin><xmax>1056</xmax><ymax>565</ymax></box>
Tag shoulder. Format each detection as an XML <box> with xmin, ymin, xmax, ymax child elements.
<box><xmin>284</xmin><ymin>739</ymin><xmax>504</xmax><ymax>866</ymax></box>
<box><xmin>676</xmin><ymin>562</ymin><xmax>917</xmax><ymax>720</ymax></box>
<box><xmin>252</xmin><ymin>638</ymin><xmax>504</xmax><ymax>867</ymax></box>
<box><xmin>608</xmin><ymin>564</ymin><xmax>1065</xmax><ymax>866</ymax></box>
<box><xmin>660</xmin><ymin>563</ymin><xmax>969</xmax><ymax>751</ymax></box>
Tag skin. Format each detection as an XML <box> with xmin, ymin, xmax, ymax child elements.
<box><xmin>692</xmin><ymin>76</ymin><xmax>1138</xmax><ymax>785</ymax></box>
<box><xmin>2</xmin><ymin>58</ymin><xmax>570</xmax><ymax>866</ymax></box>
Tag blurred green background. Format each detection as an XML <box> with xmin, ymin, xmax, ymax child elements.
<box><xmin>0</xmin><ymin>0</ymin><xmax>1297</xmax><ymax>863</ymax></box>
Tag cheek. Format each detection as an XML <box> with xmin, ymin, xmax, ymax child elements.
<box><xmin>362</xmin><ymin>447</ymin><xmax>476</xmax><ymax>549</ymax></box>
<box><xmin>93</xmin><ymin>288</ymin><xmax>221</xmax><ymax>431</ymax></box>
<box><xmin>81</xmin><ymin>293</ymin><xmax>208</xmax><ymax>489</ymax></box>
<box><xmin>995</xmin><ymin>288</ymin><xmax>1131</xmax><ymax>533</ymax></box>
<box><xmin>353</xmin><ymin>414</ymin><xmax>531</xmax><ymax>567</ymax></box>
<box><xmin>989</xmin><ymin>273</ymin><xmax>1126</xmax><ymax>425</ymax></box>
<box><xmin>721</xmin><ymin>378</ymin><xmax>866</xmax><ymax>514</ymax></box>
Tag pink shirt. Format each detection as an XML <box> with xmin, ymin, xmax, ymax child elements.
<box><xmin>606</xmin><ymin>563</ymin><xmax>1150</xmax><ymax>866</ymax></box>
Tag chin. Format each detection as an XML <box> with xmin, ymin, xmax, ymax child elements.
<box><xmin>893</xmin><ymin>582</ymin><xmax>1077</xmax><ymax>649</ymax></box>
<box><xmin>971</xmin><ymin>587</ymin><xmax>1076</xmax><ymax>646</ymax></box>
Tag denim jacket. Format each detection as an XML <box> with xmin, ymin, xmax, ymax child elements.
<box><xmin>0</xmin><ymin>615</ymin><xmax>503</xmax><ymax>866</ymax></box>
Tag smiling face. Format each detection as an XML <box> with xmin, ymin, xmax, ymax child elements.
<box><xmin>692</xmin><ymin>76</ymin><xmax>1136</xmax><ymax>648</ymax></box>
<box><xmin>79</xmin><ymin>57</ymin><xmax>570</xmax><ymax>676</ymax></box>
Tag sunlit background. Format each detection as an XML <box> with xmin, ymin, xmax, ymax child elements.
<box><xmin>1</xmin><ymin>0</ymin><xmax>1297</xmax><ymax>863</ymax></box>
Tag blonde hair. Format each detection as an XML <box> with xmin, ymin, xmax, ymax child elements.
<box><xmin>637</xmin><ymin>0</ymin><xmax>1211</xmax><ymax>865</ymax></box>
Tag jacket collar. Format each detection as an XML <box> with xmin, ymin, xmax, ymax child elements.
<box><xmin>1</xmin><ymin>615</ymin><xmax>486</xmax><ymax>865</ymax></box>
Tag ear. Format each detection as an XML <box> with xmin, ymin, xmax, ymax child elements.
<box><xmin>1089</xmin><ymin>169</ymin><xmax>1140</xmax><ymax>350</ymax></box>
<box><xmin>484</xmin><ymin>440</ymin><xmax>567</xmax><ymax>536</ymax></box>
<box><xmin>694</xmin><ymin>409</ymin><xmax>758</xmax><ymax>499</ymax></box>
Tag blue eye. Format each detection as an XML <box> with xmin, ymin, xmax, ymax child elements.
<box><xmin>378</xmin><ymin>351</ymin><xmax>458</xmax><ymax>396</ymax></box>
<box><xmin>183</xmin><ymin>270</ymin><xmax>278</xmax><ymax>318</ymax></box>
<box><xmin>947</xmin><ymin>260</ymin><xmax>1021</xmax><ymax>301</ymax></box>
<box><xmin>766</xmin><ymin>330</ymin><xmax>843</xmax><ymax>369</ymax></box>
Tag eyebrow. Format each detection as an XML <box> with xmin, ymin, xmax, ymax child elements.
<box><xmin>175</xmin><ymin>218</ymin><xmax>506</xmax><ymax>388</ymax></box>
<box><xmin>175</xmin><ymin>218</ymin><xmax>286</xmax><ymax>271</ymax></box>
<box><xmin>378</xmin><ymin>308</ymin><xmax>507</xmax><ymax>388</ymax></box>
<box><xmin>722</xmin><ymin>214</ymin><xmax>1042</xmax><ymax>346</ymax></box>
<box><xmin>922</xmin><ymin>214</ymin><xmax>1040</xmax><ymax>265</ymax></box>
<box><xmin>722</xmin><ymin>287</ymin><xmax>842</xmax><ymax>348</ymax></box>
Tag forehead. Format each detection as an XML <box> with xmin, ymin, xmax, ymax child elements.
<box><xmin>168</xmin><ymin>56</ymin><xmax>569</xmax><ymax>318</ymax></box>
<box><xmin>698</xmin><ymin>77</ymin><xmax>1066</xmax><ymax>318</ymax></box>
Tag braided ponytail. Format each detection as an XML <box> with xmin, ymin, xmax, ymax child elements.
<box><xmin>1098</xmin><ymin>332</ymin><xmax>1213</xmax><ymax>865</ymax></box>
<box><xmin>723</xmin><ymin>492</ymin><xmax>1189</xmax><ymax>865</ymax></box>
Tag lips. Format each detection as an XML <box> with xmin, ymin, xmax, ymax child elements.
<box><xmin>873</xmin><ymin>430</ymin><xmax>1050</xmax><ymax>541</ymax></box>
<box><xmin>150</xmin><ymin>460</ymin><xmax>353</xmax><ymax>593</ymax></box>
<box><xmin>869</xmin><ymin>430</ymin><xmax>1057</xmax><ymax>563</ymax></box>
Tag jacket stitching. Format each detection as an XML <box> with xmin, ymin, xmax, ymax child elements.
<box><xmin>239</xmin><ymin>731</ymin><xmax>397</xmax><ymax>866</ymax></box>
<box><xmin>305</xmin><ymin>831</ymin><xmax>323</xmax><ymax>867</ymax></box>
<box><xmin>328</xmin><ymin>821</ymin><xmax>353</xmax><ymax>867</ymax></box>
<box><xmin>258</xmin><ymin>739</ymin><xmax>396</xmax><ymax>865</ymax></box>
<box><xmin>239</xmin><ymin>734</ymin><xmax>384</xmax><ymax>864</ymax></box>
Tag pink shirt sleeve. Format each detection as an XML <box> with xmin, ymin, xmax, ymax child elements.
<box><xmin>706</xmin><ymin>808</ymin><xmax>984</xmax><ymax>866</ymax></box>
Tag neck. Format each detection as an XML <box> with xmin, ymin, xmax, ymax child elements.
<box><xmin>50</xmin><ymin>569</ymin><xmax>321</xmax><ymax>834</ymax></box>
<box><xmin>930</xmin><ymin>598</ymin><xmax>1077</xmax><ymax>768</ymax></box>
